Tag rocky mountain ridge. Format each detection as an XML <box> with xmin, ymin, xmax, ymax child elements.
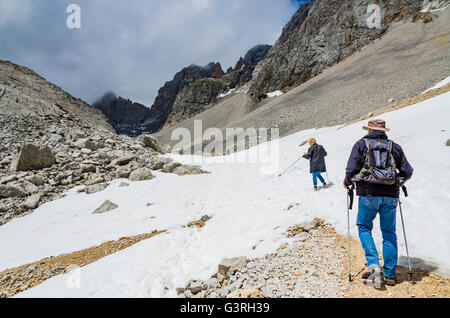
<box><xmin>94</xmin><ymin>44</ymin><xmax>272</xmax><ymax>134</ymax></box>
<box><xmin>0</xmin><ymin>60</ymin><xmax>113</xmax><ymax>132</ymax></box>
<box><xmin>92</xmin><ymin>92</ymin><xmax>154</xmax><ymax>137</ymax></box>
<box><xmin>165</xmin><ymin>44</ymin><xmax>272</xmax><ymax>127</ymax></box>
<box><xmin>248</xmin><ymin>0</ymin><xmax>436</xmax><ymax>100</ymax></box>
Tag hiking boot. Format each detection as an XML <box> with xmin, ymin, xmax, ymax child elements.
<box><xmin>361</xmin><ymin>266</ymin><xmax>382</xmax><ymax>279</ymax></box>
<box><xmin>384</xmin><ymin>276</ymin><xmax>396</xmax><ymax>286</ymax></box>
<box><xmin>323</xmin><ymin>183</ymin><xmax>328</xmax><ymax>188</ymax></box>
<box><xmin>314</xmin><ymin>186</ymin><xmax>318</xmax><ymax>191</ymax></box>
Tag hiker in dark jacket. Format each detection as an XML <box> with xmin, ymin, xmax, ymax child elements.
<box><xmin>343</xmin><ymin>119</ymin><xmax>413</xmax><ymax>287</ymax></box>
<box><xmin>303</xmin><ymin>138</ymin><xmax>328</xmax><ymax>191</ymax></box>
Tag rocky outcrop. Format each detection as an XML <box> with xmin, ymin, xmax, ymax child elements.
<box><xmin>166</xmin><ymin>78</ymin><xmax>229</xmax><ymax>126</ymax></box>
<box><xmin>165</xmin><ymin>45</ymin><xmax>271</xmax><ymax>126</ymax></box>
<box><xmin>224</xmin><ymin>44</ymin><xmax>272</xmax><ymax>90</ymax></box>
<box><xmin>93</xmin><ymin>63</ymin><xmax>225</xmax><ymax>136</ymax></box>
<box><xmin>10</xmin><ymin>144</ymin><xmax>56</xmax><ymax>172</ymax></box>
<box><xmin>248</xmin><ymin>0</ymin><xmax>432</xmax><ymax>101</ymax></box>
<box><xmin>0</xmin><ymin>60</ymin><xmax>113</xmax><ymax>132</ymax></box>
<box><xmin>142</xmin><ymin>62</ymin><xmax>225</xmax><ymax>133</ymax></box>
<box><xmin>92</xmin><ymin>92</ymin><xmax>153</xmax><ymax>137</ymax></box>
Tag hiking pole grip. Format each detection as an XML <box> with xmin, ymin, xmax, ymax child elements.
<box><xmin>402</xmin><ymin>186</ymin><xmax>408</xmax><ymax>198</ymax></box>
<box><xmin>347</xmin><ymin>185</ymin><xmax>355</xmax><ymax>210</ymax></box>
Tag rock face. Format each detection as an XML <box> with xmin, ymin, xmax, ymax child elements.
<box><xmin>248</xmin><ymin>0</ymin><xmax>430</xmax><ymax>100</ymax></box>
<box><xmin>0</xmin><ymin>60</ymin><xmax>113</xmax><ymax>132</ymax></box>
<box><xmin>92</xmin><ymin>63</ymin><xmax>225</xmax><ymax>136</ymax></box>
<box><xmin>92</xmin><ymin>92</ymin><xmax>154</xmax><ymax>137</ymax></box>
<box><xmin>10</xmin><ymin>144</ymin><xmax>56</xmax><ymax>172</ymax></box>
<box><xmin>166</xmin><ymin>78</ymin><xmax>229</xmax><ymax>126</ymax></box>
<box><xmin>165</xmin><ymin>45</ymin><xmax>271</xmax><ymax>126</ymax></box>
<box><xmin>224</xmin><ymin>44</ymin><xmax>272</xmax><ymax>90</ymax></box>
<box><xmin>141</xmin><ymin>62</ymin><xmax>225</xmax><ymax>133</ymax></box>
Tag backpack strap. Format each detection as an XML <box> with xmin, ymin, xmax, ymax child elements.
<box><xmin>387</xmin><ymin>140</ymin><xmax>397</xmax><ymax>169</ymax></box>
<box><xmin>362</xmin><ymin>139</ymin><xmax>373</xmax><ymax>170</ymax></box>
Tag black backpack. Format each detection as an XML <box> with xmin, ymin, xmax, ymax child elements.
<box><xmin>352</xmin><ymin>139</ymin><xmax>397</xmax><ymax>185</ymax></box>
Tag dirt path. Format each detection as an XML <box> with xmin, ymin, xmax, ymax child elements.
<box><xmin>0</xmin><ymin>230</ymin><xmax>166</xmax><ymax>298</ymax></box>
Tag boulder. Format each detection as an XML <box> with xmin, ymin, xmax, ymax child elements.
<box><xmin>92</xmin><ymin>200</ymin><xmax>118</xmax><ymax>214</ymax></box>
<box><xmin>187</xmin><ymin>281</ymin><xmax>203</xmax><ymax>294</ymax></box>
<box><xmin>162</xmin><ymin>161</ymin><xmax>182</xmax><ymax>173</ymax></box>
<box><xmin>139</xmin><ymin>135</ymin><xmax>163</xmax><ymax>153</ymax></box>
<box><xmin>80</xmin><ymin>163</ymin><xmax>96</xmax><ymax>173</ymax></box>
<box><xmin>0</xmin><ymin>175</ymin><xmax>17</xmax><ymax>185</ymax></box>
<box><xmin>116</xmin><ymin>155</ymin><xmax>136</xmax><ymax>166</ymax></box>
<box><xmin>0</xmin><ymin>203</ymin><xmax>7</xmax><ymax>212</ymax></box>
<box><xmin>23</xmin><ymin>193</ymin><xmax>40</xmax><ymax>210</ymax></box>
<box><xmin>117</xmin><ymin>166</ymin><xmax>131</xmax><ymax>178</ymax></box>
<box><xmin>74</xmin><ymin>138</ymin><xmax>100</xmax><ymax>151</ymax></box>
<box><xmin>446</xmin><ymin>139</ymin><xmax>450</xmax><ymax>146</ymax></box>
<box><xmin>10</xmin><ymin>144</ymin><xmax>56</xmax><ymax>172</ymax></box>
<box><xmin>85</xmin><ymin>174</ymin><xmax>105</xmax><ymax>186</ymax></box>
<box><xmin>149</xmin><ymin>157</ymin><xmax>171</xmax><ymax>170</ymax></box>
<box><xmin>83</xmin><ymin>183</ymin><xmax>109</xmax><ymax>194</ymax></box>
<box><xmin>0</xmin><ymin>185</ymin><xmax>27</xmax><ymax>198</ymax></box>
<box><xmin>26</xmin><ymin>175</ymin><xmax>44</xmax><ymax>186</ymax></box>
<box><xmin>218</xmin><ymin>257</ymin><xmax>247</xmax><ymax>277</ymax></box>
<box><xmin>129</xmin><ymin>168</ymin><xmax>154</xmax><ymax>182</ymax></box>
<box><xmin>22</xmin><ymin>181</ymin><xmax>39</xmax><ymax>194</ymax></box>
<box><xmin>172</xmin><ymin>165</ymin><xmax>208</xmax><ymax>176</ymax></box>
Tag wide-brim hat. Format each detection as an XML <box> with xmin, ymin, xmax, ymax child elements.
<box><xmin>363</xmin><ymin>119</ymin><xmax>390</xmax><ymax>132</ymax></box>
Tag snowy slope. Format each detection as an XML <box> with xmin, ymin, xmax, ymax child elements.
<box><xmin>1</xmin><ymin>90</ymin><xmax>449</xmax><ymax>298</ymax></box>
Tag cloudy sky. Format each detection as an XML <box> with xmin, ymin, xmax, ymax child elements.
<box><xmin>0</xmin><ymin>0</ymin><xmax>306</xmax><ymax>106</ymax></box>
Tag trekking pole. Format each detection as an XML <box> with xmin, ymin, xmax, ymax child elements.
<box><xmin>278</xmin><ymin>158</ymin><xmax>301</xmax><ymax>177</ymax></box>
<box><xmin>399</xmin><ymin>185</ymin><xmax>413</xmax><ymax>281</ymax></box>
<box><xmin>346</xmin><ymin>185</ymin><xmax>354</xmax><ymax>282</ymax></box>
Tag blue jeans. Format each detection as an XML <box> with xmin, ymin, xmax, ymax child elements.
<box><xmin>357</xmin><ymin>196</ymin><xmax>398</xmax><ymax>278</ymax></box>
<box><xmin>312</xmin><ymin>172</ymin><xmax>325</xmax><ymax>186</ymax></box>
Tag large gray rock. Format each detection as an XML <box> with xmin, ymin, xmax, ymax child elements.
<box><xmin>0</xmin><ymin>175</ymin><xmax>17</xmax><ymax>185</ymax></box>
<box><xmin>172</xmin><ymin>165</ymin><xmax>208</xmax><ymax>176</ymax></box>
<box><xmin>0</xmin><ymin>184</ymin><xmax>27</xmax><ymax>198</ymax></box>
<box><xmin>162</xmin><ymin>161</ymin><xmax>182</xmax><ymax>173</ymax></box>
<box><xmin>218</xmin><ymin>257</ymin><xmax>248</xmax><ymax>277</ymax></box>
<box><xmin>116</xmin><ymin>155</ymin><xmax>136</xmax><ymax>166</ymax></box>
<box><xmin>129</xmin><ymin>168</ymin><xmax>154</xmax><ymax>181</ymax></box>
<box><xmin>10</xmin><ymin>144</ymin><xmax>56</xmax><ymax>172</ymax></box>
<box><xmin>23</xmin><ymin>193</ymin><xmax>40</xmax><ymax>209</ymax></box>
<box><xmin>139</xmin><ymin>135</ymin><xmax>163</xmax><ymax>153</ymax></box>
<box><xmin>26</xmin><ymin>175</ymin><xmax>44</xmax><ymax>186</ymax></box>
<box><xmin>92</xmin><ymin>200</ymin><xmax>118</xmax><ymax>214</ymax></box>
<box><xmin>82</xmin><ymin>183</ymin><xmax>109</xmax><ymax>194</ymax></box>
<box><xmin>74</xmin><ymin>138</ymin><xmax>101</xmax><ymax>151</ymax></box>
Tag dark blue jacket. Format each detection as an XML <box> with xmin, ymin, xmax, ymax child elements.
<box><xmin>344</xmin><ymin>131</ymin><xmax>413</xmax><ymax>198</ymax></box>
<box><xmin>303</xmin><ymin>143</ymin><xmax>327</xmax><ymax>173</ymax></box>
